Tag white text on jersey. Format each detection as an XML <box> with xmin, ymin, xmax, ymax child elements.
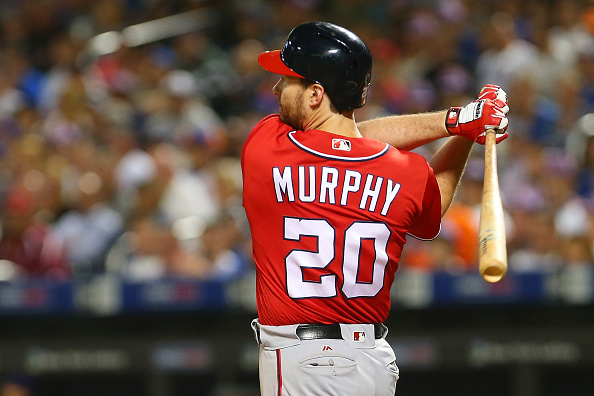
<box><xmin>272</xmin><ymin>165</ymin><xmax>401</xmax><ymax>216</ymax></box>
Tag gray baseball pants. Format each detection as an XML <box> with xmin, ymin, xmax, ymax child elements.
<box><xmin>252</xmin><ymin>319</ymin><xmax>399</xmax><ymax>396</ymax></box>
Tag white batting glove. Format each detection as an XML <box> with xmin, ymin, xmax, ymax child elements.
<box><xmin>446</xmin><ymin>85</ymin><xmax>509</xmax><ymax>145</ymax></box>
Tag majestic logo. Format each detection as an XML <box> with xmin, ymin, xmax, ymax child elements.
<box><xmin>353</xmin><ymin>332</ymin><xmax>366</xmax><ymax>342</ymax></box>
<box><xmin>332</xmin><ymin>138</ymin><xmax>351</xmax><ymax>151</ymax></box>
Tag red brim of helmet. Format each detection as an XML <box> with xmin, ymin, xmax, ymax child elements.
<box><xmin>258</xmin><ymin>50</ymin><xmax>304</xmax><ymax>79</ymax></box>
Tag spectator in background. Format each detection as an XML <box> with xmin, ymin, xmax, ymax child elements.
<box><xmin>110</xmin><ymin>126</ymin><xmax>158</xmax><ymax>216</ymax></box>
<box><xmin>109</xmin><ymin>212</ymin><xmax>178</xmax><ymax>280</ymax></box>
<box><xmin>105</xmin><ymin>144</ymin><xmax>178</xmax><ymax>280</ymax></box>
<box><xmin>400</xmin><ymin>226</ymin><xmax>465</xmax><ymax>274</ymax></box>
<box><xmin>500</xmin><ymin>139</ymin><xmax>548</xmax><ymax>214</ymax></box>
<box><xmin>38</xmin><ymin>33</ymin><xmax>82</xmax><ymax>115</ymax></box>
<box><xmin>548</xmin><ymin>0</ymin><xmax>594</xmax><ymax>68</ymax></box>
<box><xmin>568</xmin><ymin>113</ymin><xmax>594</xmax><ymax>206</ymax></box>
<box><xmin>157</xmin><ymin>69</ymin><xmax>226</xmax><ymax>227</ymax></box>
<box><xmin>171</xmin><ymin>31</ymin><xmax>240</xmax><ymax>118</ymax></box>
<box><xmin>560</xmin><ymin>235</ymin><xmax>593</xmax><ymax>267</ymax></box>
<box><xmin>158</xmin><ymin>132</ymin><xmax>222</xmax><ymax>228</ymax></box>
<box><xmin>0</xmin><ymin>56</ymin><xmax>26</xmax><ymax>120</ymax></box>
<box><xmin>163</xmin><ymin>69</ymin><xmax>228</xmax><ymax>148</ymax></box>
<box><xmin>540</xmin><ymin>148</ymin><xmax>590</xmax><ymax>239</ymax></box>
<box><xmin>210</xmin><ymin>156</ymin><xmax>250</xmax><ymax>240</ymax></box>
<box><xmin>525</xmin><ymin>21</ymin><xmax>576</xmax><ymax>135</ymax></box>
<box><xmin>0</xmin><ymin>185</ymin><xmax>70</xmax><ymax>280</ymax></box>
<box><xmin>0</xmin><ymin>46</ymin><xmax>45</xmax><ymax>109</ymax></box>
<box><xmin>0</xmin><ymin>119</ymin><xmax>22</xmax><ymax>176</ymax></box>
<box><xmin>171</xmin><ymin>213</ymin><xmax>249</xmax><ymax>281</ymax></box>
<box><xmin>475</xmin><ymin>12</ymin><xmax>538</xmax><ymax>91</ymax></box>
<box><xmin>41</xmin><ymin>74</ymin><xmax>95</xmax><ymax>149</ymax></box>
<box><xmin>53</xmin><ymin>170</ymin><xmax>124</xmax><ymax>275</ymax></box>
<box><xmin>576</xmin><ymin>41</ymin><xmax>594</xmax><ymax>116</ymax></box>
<box><xmin>529</xmin><ymin>21</ymin><xmax>575</xmax><ymax>99</ymax></box>
<box><xmin>509</xmin><ymin>210</ymin><xmax>564</xmax><ymax>273</ymax></box>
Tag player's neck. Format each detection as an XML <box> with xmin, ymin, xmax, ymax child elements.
<box><xmin>303</xmin><ymin>110</ymin><xmax>361</xmax><ymax>138</ymax></box>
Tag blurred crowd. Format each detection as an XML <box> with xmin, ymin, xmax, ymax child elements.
<box><xmin>0</xmin><ymin>0</ymin><xmax>593</xmax><ymax>282</ymax></box>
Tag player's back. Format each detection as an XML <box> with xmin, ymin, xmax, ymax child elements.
<box><xmin>242</xmin><ymin>115</ymin><xmax>440</xmax><ymax>326</ymax></box>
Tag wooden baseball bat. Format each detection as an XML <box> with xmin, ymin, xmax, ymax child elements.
<box><xmin>478</xmin><ymin>129</ymin><xmax>508</xmax><ymax>283</ymax></box>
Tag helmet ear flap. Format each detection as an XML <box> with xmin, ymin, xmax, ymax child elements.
<box><xmin>343</xmin><ymin>81</ymin><xmax>358</xmax><ymax>95</ymax></box>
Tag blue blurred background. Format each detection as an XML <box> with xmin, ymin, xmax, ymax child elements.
<box><xmin>1</xmin><ymin>0</ymin><xmax>594</xmax><ymax>395</ymax></box>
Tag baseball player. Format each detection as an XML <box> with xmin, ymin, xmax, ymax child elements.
<box><xmin>242</xmin><ymin>22</ymin><xmax>509</xmax><ymax>396</ymax></box>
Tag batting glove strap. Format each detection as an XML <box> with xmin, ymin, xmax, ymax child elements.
<box><xmin>445</xmin><ymin>106</ymin><xmax>462</xmax><ymax>135</ymax></box>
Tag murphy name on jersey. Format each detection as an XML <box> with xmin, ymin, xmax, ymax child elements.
<box><xmin>272</xmin><ymin>165</ymin><xmax>401</xmax><ymax>216</ymax></box>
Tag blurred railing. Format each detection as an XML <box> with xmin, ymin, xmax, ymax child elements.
<box><xmin>0</xmin><ymin>267</ymin><xmax>592</xmax><ymax>316</ymax></box>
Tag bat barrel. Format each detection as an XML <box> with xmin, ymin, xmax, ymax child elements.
<box><xmin>478</xmin><ymin>130</ymin><xmax>508</xmax><ymax>283</ymax></box>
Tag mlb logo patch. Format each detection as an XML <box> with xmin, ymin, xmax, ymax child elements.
<box><xmin>353</xmin><ymin>331</ymin><xmax>366</xmax><ymax>342</ymax></box>
<box><xmin>332</xmin><ymin>138</ymin><xmax>351</xmax><ymax>151</ymax></box>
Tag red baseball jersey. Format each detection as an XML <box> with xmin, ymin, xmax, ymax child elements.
<box><xmin>242</xmin><ymin>115</ymin><xmax>441</xmax><ymax>326</ymax></box>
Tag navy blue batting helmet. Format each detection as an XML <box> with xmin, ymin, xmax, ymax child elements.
<box><xmin>258</xmin><ymin>22</ymin><xmax>372</xmax><ymax>111</ymax></box>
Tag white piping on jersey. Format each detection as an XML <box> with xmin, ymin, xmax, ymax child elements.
<box><xmin>406</xmin><ymin>223</ymin><xmax>441</xmax><ymax>241</ymax></box>
<box><xmin>288</xmin><ymin>131</ymin><xmax>390</xmax><ymax>161</ymax></box>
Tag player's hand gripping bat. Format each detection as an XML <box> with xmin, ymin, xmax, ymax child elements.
<box><xmin>478</xmin><ymin>129</ymin><xmax>507</xmax><ymax>283</ymax></box>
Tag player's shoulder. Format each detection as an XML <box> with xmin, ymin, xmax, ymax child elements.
<box><xmin>258</xmin><ymin>113</ymin><xmax>281</xmax><ymax>126</ymax></box>
<box><xmin>252</xmin><ymin>114</ymin><xmax>292</xmax><ymax>134</ymax></box>
<box><xmin>381</xmin><ymin>145</ymin><xmax>434</xmax><ymax>179</ymax></box>
<box><xmin>242</xmin><ymin>114</ymin><xmax>293</xmax><ymax>161</ymax></box>
<box><xmin>384</xmin><ymin>144</ymin><xmax>430</xmax><ymax>164</ymax></box>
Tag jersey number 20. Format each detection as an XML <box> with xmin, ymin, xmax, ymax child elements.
<box><xmin>284</xmin><ymin>217</ymin><xmax>390</xmax><ymax>299</ymax></box>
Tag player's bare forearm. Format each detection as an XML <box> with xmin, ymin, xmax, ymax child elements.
<box><xmin>429</xmin><ymin>136</ymin><xmax>474</xmax><ymax>216</ymax></box>
<box><xmin>357</xmin><ymin>110</ymin><xmax>450</xmax><ymax>151</ymax></box>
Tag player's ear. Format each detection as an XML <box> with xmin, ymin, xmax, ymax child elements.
<box><xmin>309</xmin><ymin>83</ymin><xmax>325</xmax><ymax>106</ymax></box>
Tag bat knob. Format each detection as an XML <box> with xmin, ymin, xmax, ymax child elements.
<box><xmin>480</xmin><ymin>262</ymin><xmax>507</xmax><ymax>283</ymax></box>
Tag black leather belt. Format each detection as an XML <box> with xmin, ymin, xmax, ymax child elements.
<box><xmin>296</xmin><ymin>323</ymin><xmax>386</xmax><ymax>340</ymax></box>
